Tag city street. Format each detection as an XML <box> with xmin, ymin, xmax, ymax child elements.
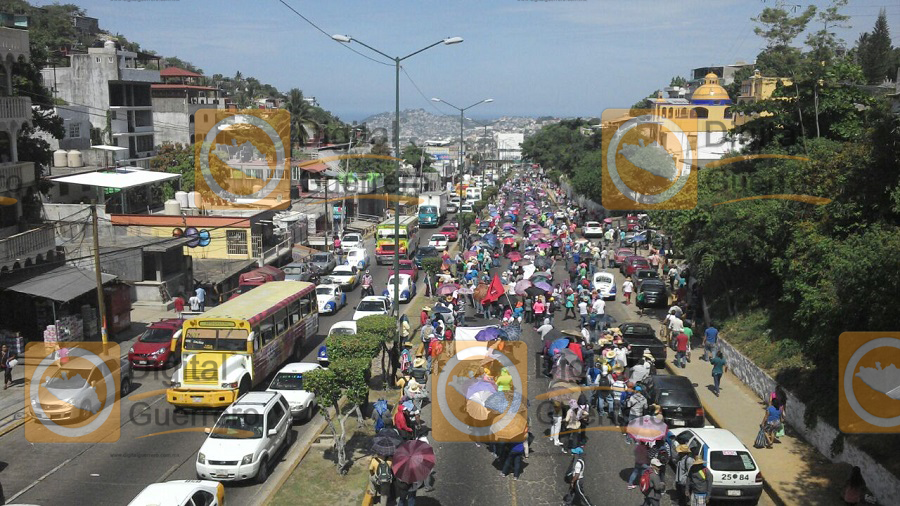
<box><xmin>1</xmin><ymin>232</ymin><xmax>428</xmax><ymax>506</ymax></box>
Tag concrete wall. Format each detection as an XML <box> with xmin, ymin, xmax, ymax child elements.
<box><xmin>715</xmin><ymin>335</ymin><xmax>900</xmax><ymax>505</ymax></box>
<box><xmin>152</xmin><ymin>106</ymin><xmax>191</xmax><ymax>146</ymax></box>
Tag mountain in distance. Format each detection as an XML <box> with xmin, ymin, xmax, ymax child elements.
<box><xmin>361</xmin><ymin>108</ymin><xmax>562</xmax><ymax>143</ymax></box>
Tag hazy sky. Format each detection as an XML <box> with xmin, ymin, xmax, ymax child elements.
<box><xmin>61</xmin><ymin>0</ymin><xmax>900</xmax><ymax>122</ymax></box>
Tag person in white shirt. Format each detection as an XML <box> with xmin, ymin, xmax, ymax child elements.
<box><xmin>599</xmin><ymin>249</ymin><xmax>609</xmax><ymax>269</ymax></box>
<box><xmin>592</xmin><ymin>298</ymin><xmax>605</xmax><ymax>316</ymax></box>
<box><xmin>630</xmin><ymin>360</ymin><xmax>651</xmax><ymax>384</ymax></box>
<box><xmin>668</xmin><ymin>305</ymin><xmax>683</xmax><ymax>319</ymax></box>
<box><xmin>622</xmin><ymin>279</ymin><xmax>634</xmax><ymax>305</ymax></box>
<box><xmin>577</xmin><ymin>300</ymin><xmax>589</xmax><ymax>327</ymax></box>
<box><xmin>615</xmin><ymin>346</ymin><xmax>629</xmax><ymax>369</ymax></box>
<box><xmin>536</xmin><ymin>318</ymin><xmax>554</xmax><ymax>339</ymax></box>
<box><xmin>188</xmin><ymin>295</ymin><xmax>201</xmax><ymax>312</ymax></box>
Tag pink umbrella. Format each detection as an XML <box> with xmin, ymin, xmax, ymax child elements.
<box><xmin>537</xmin><ymin>243</ymin><xmax>551</xmax><ymax>249</ymax></box>
<box><xmin>463</xmin><ymin>251</ymin><xmax>478</xmax><ymax>260</ymax></box>
<box><xmin>626</xmin><ymin>415</ymin><xmax>668</xmax><ymax>443</ymax></box>
<box><xmin>514</xmin><ymin>279</ymin><xmax>532</xmax><ymax>295</ymax></box>
<box><xmin>507</xmin><ymin>251</ymin><xmax>523</xmax><ymax>262</ymax></box>
<box><xmin>393</xmin><ymin>440</ymin><xmax>436</xmax><ymax>483</ymax></box>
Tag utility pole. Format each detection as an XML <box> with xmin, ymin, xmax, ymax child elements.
<box><xmin>90</xmin><ymin>203</ymin><xmax>108</xmax><ymax>351</ymax></box>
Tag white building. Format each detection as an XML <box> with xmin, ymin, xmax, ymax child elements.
<box><xmin>494</xmin><ymin>132</ymin><xmax>524</xmax><ymax>161</ymax></box>
<box><xmin>41</xmin><ymin>40</ymin><xmax>161</xmax><ymax>168</ymax></box>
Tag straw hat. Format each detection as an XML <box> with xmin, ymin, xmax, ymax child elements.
<box><xmin>642</xmin><ymin>349</ymin><xmax>654</xmax><ymax>359</ymax></box>
<box><xmin>693</xmin><ymin>455</ymin><xmax>706</xmax><ymax>466</ymax></box>
<box><xmin>407</xmin><ymin>379</ymin><xmax>422</xmax><ymax>393</ymax></box>
<box><xmin>676</xmin><ymin>444</ymin><xmax>690</xmax><ymax>454</ymax></box>
<box><xmin>604</xmin><ymin>349</ymin><xmax>617</xmax><ymax>360</ymax></box>
<box><xmin>612</xmin><ymin>364</ymin><xmax>625</xmax><ymax>374</ymax></box>
<box><xmin>413</xmin><ymin>357</ymin><xmax>426</xmax><ymax>368</ymax></box>
<box><xmin>422</xmin><ymin>306</ymin><xmax>432</xmax><ymax>311</ymax></box>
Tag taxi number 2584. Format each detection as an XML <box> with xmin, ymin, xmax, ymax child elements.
<box><xmin>720</xmin><ymin>473</ymin><xmax>750</xmax><ymax>481</ymax></box>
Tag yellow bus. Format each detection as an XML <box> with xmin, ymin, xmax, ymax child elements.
<box><xmin>375</xmin><ymin>215</ymin><xmax>419</xmax><ymax>265</ymax></box>
<box><xmin>167</xmin><ymin>281</ymin><xmax>318</xmax><ymax>408</ymax></box>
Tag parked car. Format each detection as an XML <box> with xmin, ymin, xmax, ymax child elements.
<box><xmin>327</xmin><ymin>265</ymin><xmax>359</xmax><ymax>291</ymax></box>
<box><xmin>344</xmin><ymin>247</ymin><xmax>370</xmax><ymax>269</ymax></box>
<box><xmin>622</xmin><ymin>255</ymin><xmax>651</xmax><ymax>277</ymax></box>
<box><xmin>196</xmin><ymin>391</ymin><xmax>292</xmax><ymax>484</ymax></box>
<box><xmin>439</xmin><ymin>225</ymin><xmax>459</xmax><ymax>241</ymax></box>
<box><xmin>612</xmin><ymin>247</ymin><xmax>634</xmax><ymax>268</ymax></box>
<box><xmin>645</xmin><ymin>375</ymin><xmax>704</xmax><ymax>428</ymax></box>
<box><xmin>460</xmin><ymin>204</ymin><xmax>474</xmax><ymax>214</ymax></box>
<box><xmin>582</xmin><ymin>221</ymin><xmax>604</xmax><ymax>238</ymax></box>
<box><xmin>414</xmin><ymin>246</ymin><xmax>440</xmax><ymax>268</ymax></box>
<box><xmin>624</xmin><ymin>231</ymin><xmax>649</xmax><ymax>246</ymax></box>
<box><xmin>591</xmin><ymin>272</ymin><xmax>617</xmax><ymax>301</ymax></box>
<box><xmin>619</xmin><ymin>322</ymin><xmax>666</xmax><ymax>367</ymax></box>
<box><xmin>383</xmin><ymin>273</ymin><xmax>416</xmax><ymax>303</ymax></box>
<box><xmin>282</xmin><ymin>262</ymin><xmax>319</xmax><ymax>283</ymax></box>
<box><xmin>127</xmin><ymin>480</ymin><xmax>225</xmax><ymax>506</ymax></box>
<box><xmin>266</xmin><ymin>363</ymin><xmax>321</xmax><ymax>422</ymax></box>
<box><xmin>309</xmin><ymin>252</ymin><xmax>336</xmax><ymax>275</ymax></box>
<box><xmin>388</xmin><ymin>259</ymin><xmax>419</xmax><ymax>282</ymax></box>
<box><xmin>446</xmin><ymin>202</ymin><xmax>458</xmax><ymax>213</ymax></box>
<box><xmin>669</xmin><ymin>427</ymin><xmax>764</xmax><ymax>503</ymax></box>
<box><xmin>128</xmin><ymin>318</ymin><xmax>183</xmax><ymax>369</ymax></box>
<box><xmin>327</xmin><ymin>321</ymin><xmax>357</xmax><ymax>338</ymax></box>
<box><xmin>429</xmin><ymin>234</ymin><xmax>449</xmax><ymax>252</ymax></box>
<box><xmin>29</xmin><ymin>353</ymin><xmax>133</xmax><ymax>424</ymax></box>
<box><xmin>316</xmin><ymin>284</ymin><xmax>346</xmax><ymax>315</ymax></box>
<box><xmin>633</xmin><ymin>269</ymin><xmax>660</xmax><ymax>290</ymax></box>
<box><xmin>637</xmin><ymin>279</ymin><xmax>668</xmax><ymax>308</ymax></box>
<box><xmin>353</xmin><ymin>296</ymin><xmax>393</xmax><ymax>320</ymax></box>
<box><xmin>341</xmin><ymin>233</ymin><xmax>363</xmax><ymax>250</ymax></box>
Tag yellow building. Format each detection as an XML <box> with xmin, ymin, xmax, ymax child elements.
<box><xmin>738</xmin><ymin>70</ymin><xmax>793</xmax><ymax>104</ymax></box>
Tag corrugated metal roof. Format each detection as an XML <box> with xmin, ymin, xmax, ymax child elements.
<box><xmin>1</xmin><ymin>265</ymin><xmax>116</xmax><ymax>302</ymax></box>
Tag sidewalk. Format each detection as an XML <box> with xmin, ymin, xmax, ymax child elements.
<box><xmin>610</xmin><ymin>267</ymin><xmax>845</xmax><ymax>505</ymax></box>
<box><xmin>0</xmin><ymin>305</ymin><xmax>177</xmax><ymax>436</ymax></box>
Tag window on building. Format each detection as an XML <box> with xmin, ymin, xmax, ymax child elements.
<box><xmin>226</xmin><ymin>230</ymin><xmax>248</xmax><ymax>255</ymax></box>
<box><xmin>59</xmin><ymin>184</ymin><xmax>69</xmax><ymax>197</ymax></box>
<box><xmin>107</xmin><ymin>57</ymin><xmax>113</xmax><ymax>63</ymax></box>
<box><xmin>95</xmin><ymin>57</ymin><xmax>101</xmax><ymax>63</ymax></box>
<box><xmin>68</xmin><ymin>123</ymin><xmax>81</xmax><ymax>139</ymax></box>
<box><xmin>135</xmin><ymin>135</ymin><xmax>154</xmax><ymax>153</ymax></box>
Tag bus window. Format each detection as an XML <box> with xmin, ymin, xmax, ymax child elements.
<box><xmin>184</xmin><ymin>328</ymin><xmax>250</xmax><ymax>352</ymax></box>
<box><xmin>275</xmin><ymin>309</ymin><xmax>288</xmax><ymax>335</ymax></box>
<box><xmin>260</xmin><ymin>322</ymin><xmax>274</xmax><ymax>345</ymax></box>
<box><xmin>253</xmin><ymin>327</ymin><xmax>261</xmax><ymax>351</ymax></box>
<box><xmin>289</xmin><ymin>300</ymin><xmax>301</xmax><ymax>325</ymax></box>
<box><xmin>308</xmin><ymin>292</ymin><xmax>317</xmax><ymax>314</ymax></box>
<box><xmin>299</xmin><ymin>295</ymin><xmax>312</xmax><ymax>317</ymax></box>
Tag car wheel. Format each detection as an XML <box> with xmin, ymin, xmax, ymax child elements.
<box><xmin>255</xmin><ymin>456</ymin><xmax>269</xmax><ymax>484</ymax></box>
<box><xmin>121</xmin><ymin>377</ymin><xmax>132</xmax><ymax>396</ymax></box>
<box><xmin>238</xmin><ymin>377</ymin><xmax>251</xmax><ymax>398</ymax></box>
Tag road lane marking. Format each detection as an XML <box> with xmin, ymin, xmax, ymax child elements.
<box><xmin>7</xmin><ymin>456</ymin><xmax>74</xmax><ymax>503</ymax></box>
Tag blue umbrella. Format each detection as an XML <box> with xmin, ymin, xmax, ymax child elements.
<box><xmin>483</xmin><ymin>233</ymin><xmax>498</xmax><ymax>243</ymax></box>
<box><xmin>402</xmin><ymin>400</ymin><xmax>415</xmax><ymax>412</ymax></box>
<box><xmin>474</xmin><ymin>327</ymin><xmax>507</xmax><ymax>342</ymax></box>
<box><xmin>485</xmin><ymin>390</ymin><xmax>524</xmax><ymax>414</ymax></box>
<box><xmin>433</xmin><ymin>305</ymin><xmax>453</xmax><ymax>314</ymax></box>
<box><xmin>549</xmin><ymin>338</ymin><xmax>570</xmax><ymax>355</ymax></box>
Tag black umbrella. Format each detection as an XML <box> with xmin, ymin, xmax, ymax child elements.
<box><xmin>525</xmin><ymin>285</ymin><xmax>547</xmax><ymax>298</ymax></box>
<box><xmin>372</xmin><ymin>428</ymin><xmax>404</xmax><ymax>456</ymax></box>
<box><xmin>534</xmin><ymin>256</ymin><xmax>552</xmax><ymax>270</ymax></box>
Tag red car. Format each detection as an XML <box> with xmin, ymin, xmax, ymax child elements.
<box><xmin>440</xmin><ymin>225</ymin><xmax>459</xmax><ymax>242</ymax></box>
<box><xmin>622</xmin><ymin>256</ymin><xmax>651</xmax><ymax>277</ymax></box>
<box><xmin>128</xmin><ymin>318</ymin><xmax>183</xmax><ymax>369</ymax></box>
<box><xmin>389</xmin><ymin>258</ymin><xmax>419</xmax><ymax>282</ymax></box>
<box><xmin>613</xmin><ymin>248</ymin><xmax>634</xmax><ymax>267</ymax></box>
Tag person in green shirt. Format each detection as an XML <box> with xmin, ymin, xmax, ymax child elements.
<box><xmin>710</xmin><ymin>351</ymin><xmax>727</xmax><ymax>397</ymax></box>
<box><xmin>682</xmin><ymin>325</ymin><xmax>694</xmax><ymax>362</ymax></box>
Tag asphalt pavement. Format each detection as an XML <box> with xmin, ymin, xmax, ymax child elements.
<box><xmin>1</xmin><ymin>232</ymin><xmax>429</xmax><ymax>506</ymax></box>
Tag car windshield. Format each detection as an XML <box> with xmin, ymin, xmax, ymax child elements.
<box><xmin>418</xmin><ymin>247</ymin><xmax>437</xmax><ymax>256</ymax></box>
<box><xmin>421</xmin><ymin>206</ymin><xmax>437</xmax><ymax>214</ymax></box>
<box><xmin>270</xmin><ymin>372</ymin><xmax>305</xmax><ymax>390</ymax></box>
<box><xmin>586</xmin><ymin>222</ymin><xmax>600</xmax><ymax>227</ymax></box>
<box><xmin>357</xmin><ymin>300</ymin><xmax>385</xmax><ymax>312</ymax></box>
<box><xmin>211</xmin><ymin>413</ymin><xmax>263</xmax><ymax>439</ymax></box>
<box><xmin>596</xmin><ymin>276</ymin><xmax>613</xmax><ymax>284</ymax></box>
<box><xmin>330</xmin><ymin>327</ymin><xmax>356</xmax><ymax>336</ymax></box>
<box><xmin>431</xmin><ymin>236</ymin><xmax>446</xmax><ymax>242</ymax></box>
<box><xmin>183</xmin><ymin>328</ymin><xmax>249</xmax><ymax>352</ymax></box>
<box><xmin>44</xmin><ymin>368</ymin><xmax>90</xmax><ymax>389</ymax></box>
<box><xmin>710</xmin><ymin>450</ymin><xmax>757</xmax><ymax>472</ymax></box>
<box><xmin>316</xmin><ymin>287</ymin><xmax>333</xmax><ymax>295</ymax></box>
<box><xmin>312</xmin><ymin>254</ymin><xmax>330</xmax><ymax>263</ymax></box>
<box><xmin>343</xmin><ymin>235</ymin><xmax>360</xmax><ymax>242</ymax></box>
<box><xmin>333</xmin><ymin>267</ymin><xmax>354</xmax><ymax>275</ymax></box>
<box><xmin>283</xmin><ymin>266</ymin><xmax>304</xmax><ymax>275</ymax></box>
<box><xmin>658</xmin><ymin>388</ymin><xmax>700</xmax><ymax>407</ymax></box>
<box><xmin>140</xmin><ymin>327</ymin><xmax>173</xmax><ymax>343</ymax></box>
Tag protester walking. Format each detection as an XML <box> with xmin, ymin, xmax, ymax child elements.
<box><xmin>627</xmin><ymin>441</ymin><xmax>650</xmax><ymax>489</ymax></box>
<box><xmin>501</xmin><ymin>441</ymin><xmax>526</xmax><ymax>480</ymax></box>
<box><xmin>642</xmin><ymin>458</ymin><xmax>666</xmax><ymax>506</ymax></box>
<box><xmin>623</xmin><ymin>277</ymin><xmax>634</xmax><ymax>305</ymax></box>
<box><xmin>687</xmin><ymin>454</ymin><xmax>713</xmax><ymax>506</ymax></box>
<box><xmin>710</xmin><ymin>351</ymin><xmax>727</xmax><ymax>397</ymax></box>
<box><xmin>1</xmin><ymin>343</ymin><xmax>16</xmax><ymax>389</ymax></box>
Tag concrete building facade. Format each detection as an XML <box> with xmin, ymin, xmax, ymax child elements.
<box><xmin>152</xmin><ymin>67</ymin><xmax>224</xmax><ymax>146</ymax></box>
<box><xmin>41</xmin><ymin>41</ymin><xmax>161</xmax><ymax>168</ymax></box>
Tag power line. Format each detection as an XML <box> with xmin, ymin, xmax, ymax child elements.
<box><xmin>400</xmin><ymin>66</ymin><xmax>456</xmax><ymax>118</ymax></box>
<box><xmin>275</xmin><ymin>0</ymin><xmax>394</xmax><ymax>67</ymax></box>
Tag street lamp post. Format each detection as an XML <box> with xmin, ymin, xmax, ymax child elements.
<box><xmin>333</xmin><ymin>34</ymin><xmax>462</xmax><ymax>320</ymax></box>
<box><xmin>466</xmin><ymin>117</ymin><xmax>501</xmax><ymax>179</ymax></box>
<box><xmin>431</xmin><ymin>98</ymin><xmax>493</xmax><ymax>202</ymax></box>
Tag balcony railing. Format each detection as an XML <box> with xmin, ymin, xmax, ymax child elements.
<box><xmin>0</xmin><ymin>227</ymin><xmax>56</xmax><ymax>264</ymax></box>
<box><xmin>0</xmin><ymin>162</ymin><xmax>35</xmax><ymax>192</ymax></box>
<box><xmin>0</xmin><ymin>97</ymin><xmax>32</xmax><ymax>124</ymax></box>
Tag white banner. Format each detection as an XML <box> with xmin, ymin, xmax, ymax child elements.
<box><xmin>455</xmin><ymin>325</ymin><xmax>500</xmax><ymax>341</ymax></box>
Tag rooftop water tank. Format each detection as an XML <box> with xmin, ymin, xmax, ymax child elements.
<box><xmin>175</xmin><ymin>191</ymin><xmax>189</xmax><ymax>209</ymax></box>
<box><xmin>164</xmin><ymin>200</ymin><xmax>181</xmax><ymax>216</ymax></box>
<box><xmin>67</xmin><ymin>150</ymin><xmax>83</xmax><ymax>168</ymax></box>
<box><xmin>103</xmin><ymin>40</ymin><xmax>116</xmax><ymax>50</ymax></box>
<box><xmin>186</xmin><ymin>191</ymin><xmax>198</xmax><ymax>208</ymax></box>
<box><xmin>53</xmin><ymin>149</ymin><xmax>68</xmax><ymax>168</ymax></box>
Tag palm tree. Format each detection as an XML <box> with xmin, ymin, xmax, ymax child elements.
<box><xmin>284</xmin><ymin>88</ymin><xmax>319</xmax><ymax>148</ymax></box>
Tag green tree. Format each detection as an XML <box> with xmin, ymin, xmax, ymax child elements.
<box><xmin>283</xmin><ymin>88</ymin><xmax>319</xmax><ymax>148</ymax></box>
<box><xmin>856</xmin><ymin>9</ymin><xmax>894</xmax><ymax>84</ymax></box>
<box><xmin>357</xmin><ymin>315</ymin><xmax>397</xmax><ymax>386</ymax></box>
<box><xmin>752</xmin><ymin>4</ymin><xmax>817</xmax><ymax>76</ymax></box>
<box><xmin>402</xmin><ymin>144</ymin><xmax>434</xmax><ymax>171</ymax></box>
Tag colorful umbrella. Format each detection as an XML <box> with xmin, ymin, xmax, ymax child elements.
<box><xmin>626</xmin><ymin>415</ymin><xmax>668</xmax><ymax>443</ymax></box>
<box><xmin>514</xmin><ymin>279</ymin><xmax>532</xmax><ymax>295</ymax></box>
<box><xmin>516</xmin><ymin>259</ymin><xmax>533</xmax><ymax>267</ymax></box>
<box><xmin>531</xmin><ymin>274</ymin><xmax>551</xmax><ymax>285</ymax></box>
<box><xmin>466</xmin><ymin>380</ymin><xmax>498</xmax><ymax>421</ymax></box>
<box><xmin>463</xmin><ymin>251</ymin><xmax>478</xmax><ymax>260</ymax></box>
<box><xmin>549</xmin><ymin>338</ymin><xmax>570</xmax><ymax>355</ymax></box>
<box><xmin>552</xmin><ymin>349</ymin><xmax>584</xmax><ymax>382</ymax></box>
<box><xmin>507</xmin><ymin>251</ymin><xmax>523</xmax><ymax>262</ymax></box>
<box><xmin>474</xmin><ymin>327</ymin><xmax>507</xmax><ymax>342</ymax></box>
<box><xmin>503</xmin><ymin>237</ymin><xmax>516</xmax><ymax>245</ymax></box>
<box><xmin>534</xmin><ymin>257</ymin><xmax>552</xmax><ymax>270</ymax></box>
<box><xmin>537</xmin><ymin>243</ymin><xmax>551</xmax><ymax>250</ymax></box>
<box><xmin>393</xmin><ymin>440</ymin><xmax>437</xmax><ymax>483</ymax></box>
<box><xmin>546</xmin><ymin>380</ymin><xmax>581</xmax><ymax>403</ymax></box>
<box><xmin>371</xmin><ymin>428</ymin><xmax>404</xmax><ymax>456</ymax></box>
<box><xmin>534</xmin><ymin>281</ymin><xmax>553</xmax><ymax>293</ymax></box>
<box><xmin>437</xmin><ymin>283</ymin><xmax>460</xmax><ymax>296</ymax></box>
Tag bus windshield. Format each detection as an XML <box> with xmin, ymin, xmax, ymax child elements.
<box><xmin>184</xmin><ymin>328</ymin><xmax>249</xmax><ymax>352</ymax></box>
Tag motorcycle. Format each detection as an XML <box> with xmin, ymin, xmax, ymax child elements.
<box><xmin>361</xmin><ymin>279</ymin><xmax>375</xmax><ymax>298</ymax></box>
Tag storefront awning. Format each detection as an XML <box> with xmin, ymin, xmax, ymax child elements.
<box><xmin>1</xmin><ymin>265</ymin><xmax>117</xmax><ymax>303</ymax></box>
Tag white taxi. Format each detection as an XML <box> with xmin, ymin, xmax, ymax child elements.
<box><xmin>428</xmin><ymin>234</ymin><xmax>449</xmax><ymax>252</ymax></box>
<box><xmin>669</xmin><ymin>427</ymin><xmax>764</xmax><ymax>503</ymax></box>
<box><xmin>382</xmin><ymin>274</ymin><xmax>416</xmax><ymax>303</ymax></box>
<box><xmin>266</xmin><ymin>363</ymin><xmax>321</xmax><ymax>422</ymax></box>
<box><xmin>592</xmin><ymin>271</ymin><xmax>617</xmax><ymax>300</ymax></box>
<box><xmin>316</xmin><ymin>284</ymin><xmax>346</xmax><ymax>315</ymax></box>
<box><xmin>582</xmin><ymin>221</ymin><xmax>604</xmax><ymax>238</ymax></box>
<box><xmin>127</xmin><ymin>480</ymin><xmax>224</xmax><ymax>506</ymax></box>
<box><xmin>344</xmin><ymin>247</ymin><xmax>370</xmax><ymax>269</ymax></box>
